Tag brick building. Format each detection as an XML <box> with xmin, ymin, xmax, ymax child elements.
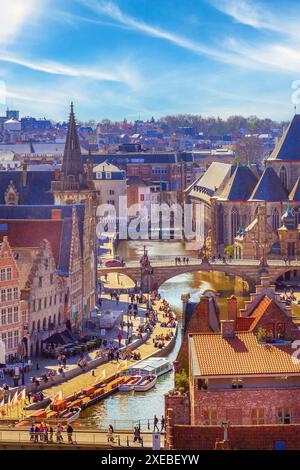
<box><xmin>166</xmin><ymin>277</ymin><xmax>300</xmax><ymax>449</ymax></box>
<box><xmin>0</xmin><ymin>236</ymin><xmax>27</xmax><ymax>361</ymax></box>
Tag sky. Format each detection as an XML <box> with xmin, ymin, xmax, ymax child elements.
<box><xmin>1</xmin><ymin>0</ymin><xmax>300</xmax><ymax>122</ymax></box>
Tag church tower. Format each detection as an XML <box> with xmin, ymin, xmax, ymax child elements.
<box><xmin>52</xmin><ymin>103</ymin><xmax>100</xmax><ymax>317</ymax></box>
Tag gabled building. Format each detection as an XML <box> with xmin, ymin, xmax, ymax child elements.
<box><xmin>0</xmin><ymin>236</ymin><xmax>27</xmax><ymax>361</ymax></box>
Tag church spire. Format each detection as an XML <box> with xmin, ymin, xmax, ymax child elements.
<box><xmin>61</xmin><ymin>102</ymin><xmax>87</xmax><ymax>189</ymax></box>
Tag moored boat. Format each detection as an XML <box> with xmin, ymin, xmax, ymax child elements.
<box><xmin>119</xmin><ymin>375</ymin><xmax>142</xmax><ymax>392</ymax></box>
<box><xmin>134</xmin><ymin>374</ymin><xmax>157</xmax><ymax>392</ymax></box>
<box><xmin>59</xmin><ymin>405</ymin><xmax>81</xmax><ymax>423</ymax></box>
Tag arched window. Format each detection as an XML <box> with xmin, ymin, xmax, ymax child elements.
<box><xmin>48</xmin><ymin>316</ymin><xmax>52</xmax><ymax>330</ymax></box>
<box><xmin>280</xmin><ymin>166</ymin><xmax>287</xmax><ymax>189</ymax></box>
<box><xmin>231</xmin><ymin>208</ymin><xmax>239</xmax><ymax>243</ymax></box>
<box><xmin>218</xmin><ymin>205</ymin><xmax>224</xmax><ymax>244</ymax></box>
<box><xmin>58</xmin><ymin>311</ymin><xmax>61</xmax><ymax>326</ymax></box>
<box><xmin>293</xmin><ymin>207</ymin><xmax>300</xmax><ymax>227</ymax></box>
<box><xmin>272</xmin><ymin>208</ymin><xmax>280</xmax><ymax>230</ymax></box>
<box><xmin>37</xmin><ymin>320</ymin><xmax>40</xmax><ymax>332</ymax></box>
<box><xmin>42</xmin><ymin>318</ymin><xmax>46</xmax><ymax>331</ymax></box>
<box><xmin>53</xmin><ymin>314</ymin><xmax>56</xmax><ymax>327</ymax></box>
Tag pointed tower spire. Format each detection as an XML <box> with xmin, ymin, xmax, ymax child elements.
<box><xmin>61</xmin><ymin>102</ymin><xmax>87</xmax><ymax>189</ymax></box>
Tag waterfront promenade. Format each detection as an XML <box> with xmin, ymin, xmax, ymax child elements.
<box><xmin>0</xmin><ymin>426</ymin><xmax>155</xmax><ymax>449</ymax></box>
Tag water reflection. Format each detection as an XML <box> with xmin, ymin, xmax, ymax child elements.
<box><xmin>83</xmin><ymin>241</ymin><xmax>250</xmax><ymax>427</ymax></box>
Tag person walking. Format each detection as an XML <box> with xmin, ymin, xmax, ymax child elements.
<box><xmin>133</xmin><ymin>426</ymin><xmax>142</xmax><ymax>444</ymax></box>
<box><xmin>153</xmin><ymin>415</ymin><xmax>159</xmax><ymax>432</ymax></box>
<box><xmin>29</xmin><ymin>424</ymin><xmax>34</xmax><ymax>442</ymax></box>
<box><xmin>56</xmin><ymin>423</ymin><xmax>63</xmax><ymax>443</ymax></box>
<box><xmin>107</xmin><ymin>424</ymin><xmax>115</xmax><ymax>443</ymax></box>
<box><xmin>34</xmin><ymin>425</ymin><xmax>39</xmax><ymax>443</ymax></box>
<box><xmin>161</xmin><ymin>416</ymin><xmax>165</xmax><ymax>432</ymax></box>
<box><xmin>67</xmin><ymin>423</ymin><xmax>74</xmax><ymax>444</ymax></box>
<box><xmin>49</xmin><ymin>426</ymin><xmax>54</xmax><ymax>443</ymax></box>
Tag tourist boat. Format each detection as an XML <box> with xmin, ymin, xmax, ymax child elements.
<box><xmin>118</xmin><ymin>375</ymin><xmax>142</xmax><ymax>392</ymax></box>
<box><xmin>59</xmin><ymin>405</ymin><xmax>81</xmax><ymax>423</ymax></box>
<box><xmin>125</xmin><ymin>357</ymin><xmax>173</xmax><ymax>379</ymax></box>
<box><xmin>134</xmin><ymin>374</ymin><xmax>157</xmax><ymax>392</ymax></box>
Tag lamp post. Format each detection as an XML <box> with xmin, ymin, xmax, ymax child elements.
<box><xmin>17</xmin><ymin>340</ymin><xmax>26</xmax><ymax>386</ymax></box>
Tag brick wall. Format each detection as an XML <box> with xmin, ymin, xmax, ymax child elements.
<box><xmin>172</xmin><ymin>423</ymin><xmax>300</xmax><ymax>450</ymax></box>
<box><xmin>165</xmin><ymin>395</ymin><xmax>190</xmax><ymax>425</ymax></box>
<box><xmin>192</xmin><ymin>387</ymin><xmax>300</xmax><ymax>425</ymax></box>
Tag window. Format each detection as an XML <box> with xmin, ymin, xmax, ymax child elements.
<box><xmin>293</xmin><ymin>207</ymin><xmax>300</xmax><ymax>227</ymax></box>
<box><xmin>13</xmin><ymin>306</ymin><xmax>18</xmax><ymax>323</ymax></box>
<box><xmin>6</xmin><ymin>288</ymin><xmax>12</xmax><ymax>301</ymax></box>
<box><xmin>1</xmin><ymin>309</ymin><xmax>6</xmax><ymax>325</ymax></box>
<box><xmin>50</xmin><ymin>274</ymin><xmax>54</xmax><ymax>285</ymax></box>
<box><xmin>109</xmin><ymin>189</ymin><xmax>115</xmax><ymax>195</ymax></box>
<box><xmin>280</xmin><ymin>166</ymin><xmax>287</xmax><ymax>189</ymax></box>
<box><xmin>7</xmin><ymin>308</ymin><xmax>12</xmax><ymax>324</ymax></box>
<box><xmin>7</xmin><ymin>331</ymin><xmax>13</xmax><ymax>350</ymax></box>
<box><xmin>272</xmin><ymin>208</ymin><xmax>280</xmax><ymax>230</ymax></box>
<box><xmin>6</xmin><ymin>267</ymin><xmax>12</xmax><ymax>280</ymax></box>
<box><xmin>96</xmin><ymin>172</ymin><xmax>102</xmax><ymax>180</ymax></box>
<box><xmin>277</xmin><ymin>408</ymin><xmax>291</xmax><ymax>424</ymax></box>
<box><xmin>0</xmin><ymin>269</ymin><xmax>5</xmax><ymax>281</ymax></box>
<box><xmin>39</xmin><ymin>277</ymin><xmax>42</xmax><ymax>288</ymax></box>
<box><xmin>204</xmin><ymin>409</ymin><xmax>218</xmax><ymax>425</ymax></box>
<box><xmin>251</xmin><ymin>408</ymin><xmax>265</xmax><ymax>425</ymax></box>
<box><xmin>106</xmin><ymin>172</ymin><xmax>112</xmax><ymax>179</ymax></box>
<box><xmin>140</xmin><ymin>194</ymin><xmax>145</xmax><ymax>202</ymax></box>
<box><xmin>1</xmin><ymin>289</ymin><xmax>5</xmax><ymax>302</ymax></box>
<box><xmin>232</xmin><ymin>378</ymin><xmax>243</xmax><ymax>389</ymax></box>
<box><xmin>231</xmin><ymin>207</ymin><xmax>240</xmax><ymax>243</ymax></box>
<box><xmin>13</xmin><ymin>287</ymin><xmax>18</xmax><ymax>300</ymax></box>
<box><xmin>13</xmin><ymin>330</ymin><xmax>19</xmax><ymax>348</ymax></box>
<box><xmin>38</xmin><ymin>299</ymin><xmax>42</xmax><ymax>310</ymax></box>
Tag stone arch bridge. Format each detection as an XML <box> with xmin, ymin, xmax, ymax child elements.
<box><xmin>98</xmin><ymin>256</ymin><xmax>300</xmax><ymax>293</ymax></box>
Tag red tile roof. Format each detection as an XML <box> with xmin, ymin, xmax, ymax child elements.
<box><xmin>191</xmin><ymin>331</ymin><xmax>300</xmax><ymax>377</ymax></box>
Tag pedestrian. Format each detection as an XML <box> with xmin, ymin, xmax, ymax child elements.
<box><xmin>34</xmin><ymin>425</ymin><xmax>39</xmax><ymax>443</ymax></box>
<box><xmin>186</xmin><ymin>257</ymin><xmax>189</xmax><ymax>265</ymax></box>
<box><xmin>56</xmin><ymin>423</ymin><xmax>63</xmax><ymax>443</ymax></box>
<box><xmin>153</xmin><ymin>415</ymin><xmax>159</xmax><ymax>432</ymax></box>
<box><xmin>107</xmin><ymin>424</ymin><xmax>114</xmax><ymax>443</ymax></box>
<box><xmin>29</xmin><ymin>424</ymin><xmax>35</xmax><ymax>442</ymax></box>
<box><xmin>67</xmin><ymin>423</ymin><xmax>74</xmax><ymax>444</ymax></box>
<box><xmin>44</xmin><ymin>424</ymin><xmax>49</xmax><ymax>443</ymax></box>
<box><xmin>161</xmin><ymin>416</ymin><xmax>165</xmax><ymax>432</ymax></box>
<box><xmin>49</xmin><ymin>426</ymin><xmax>54</xmax><ymax>443</ymax></box>
<box><xmin>133</xmin><ymin>426</ymin><xmax>142</xmax><ymax>444</ymax></box>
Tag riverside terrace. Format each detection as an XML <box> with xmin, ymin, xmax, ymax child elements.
<box><xmin>98</xmin><ymin>255</ymin><xmax>300</xmax><ymax>292</ymax></box>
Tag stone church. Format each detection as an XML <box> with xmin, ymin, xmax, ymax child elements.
<box><xmin>193</xmin><ymin>114</ymin><xmax>300</xmax><ymax>260</ymax></box>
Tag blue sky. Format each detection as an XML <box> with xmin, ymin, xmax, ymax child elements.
<box><xmin>1</xmin><ymin>0</ymin><xmax>300</xmax><ymax>121</ymax></box>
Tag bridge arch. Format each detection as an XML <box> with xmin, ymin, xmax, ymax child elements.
<box><xmin>150</xmin><ymin>264</ymin><xmax>255</xmax><ymax>292</ymax></box>
<box><xmin>274</xmin><ymin>268</ymin><xmax>300</xmax><ymax>285</ymax></box>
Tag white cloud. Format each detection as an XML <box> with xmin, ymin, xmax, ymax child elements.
<box><xmin>0</xmin><ymin>0</ymin><xmax>41</xmax><ymax>45</ymax></box>
<box><xmin>211</xmin><ymin>0</ymin><xmax>300</xmax><ymax>38</ymax></box>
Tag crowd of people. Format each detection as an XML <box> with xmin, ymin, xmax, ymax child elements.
<box><xmin>29</xmin><ymin>422</ymin><xmax>74</xmax><ymax>444</ymax></box>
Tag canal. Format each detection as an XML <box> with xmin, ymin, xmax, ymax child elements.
<box><xmin>82</xmin><ymin>241</ymin><xmax>250</xmax><ymax>429</ymax></box>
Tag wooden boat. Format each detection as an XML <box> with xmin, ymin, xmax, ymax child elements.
<box><xmin>119</xmin><ymin>375</ymin><xmax>142</xmax><ymax>392</ymax></box>
<box><xmin>134</xmin><ymin>374</ymin><xmax>157</xmax><ymax>392</ymax></box>
<box><xmin>59</xmin><ymin>405</ymin><xmax>81</xmax><ymax>423</ymax></box>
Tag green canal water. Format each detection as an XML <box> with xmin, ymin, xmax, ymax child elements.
<box><xmin>81</xmin><ymin>241</ymin><xmax>250</xmax><ymax>429</ymax></box>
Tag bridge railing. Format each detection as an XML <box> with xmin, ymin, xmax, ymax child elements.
<box><xmin>0</xmin><ymin>428</ymin><xmax>153</xmax><ymax>447</ymax></box>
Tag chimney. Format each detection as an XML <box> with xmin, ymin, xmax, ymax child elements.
<box><xmin>227</xmin><ymin>295</ymin><xmax>237</xmax><ymax>325</ymax></box>
<box><xmin>221</xmin><ymin>320</ymin><xmax>235</xmax><ymax>338</ymax></box>
<box><xmin>22</xmin><ymin>163</ymin><xmax>27</xmax><ymax>187</ymax></box>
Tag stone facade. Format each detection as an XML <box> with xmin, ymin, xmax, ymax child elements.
<box><xmin>20</xmin><ymin>240</ymin><xmax>65</xmax><ymax>357</ymax></box>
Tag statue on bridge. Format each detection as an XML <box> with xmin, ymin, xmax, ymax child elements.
<box><xmin>198</xmin><ymin>243</ymin><xmax>210</xmax><ymax>264</ymax></box>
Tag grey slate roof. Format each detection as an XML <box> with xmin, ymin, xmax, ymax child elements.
<box><xmin>218</xmin><ymin>165</ymin><xmax>258</xmax><ymax>201</ymax></box>
<box><xmin>249</xmin><ymin>166</ymin><xmax>288</xmax><ymax>201</ymax></box>
<box><xmin>269</xmin><ymin>114</ymin><xmax>300</xmax><ymax>161</ymax></box>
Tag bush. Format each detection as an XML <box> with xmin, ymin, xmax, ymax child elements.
<box><xmin>224</xmin><ymin>245</ymin><xmax>234</xmax><ymax>257</ymax></box>
<box><xmin>175</xmin><ymin>369</ymin><xmax>189</xmax><ymax>394</ymax></box>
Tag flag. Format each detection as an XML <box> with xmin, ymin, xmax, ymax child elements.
<box><xmin>94</xmin><ymin>369</ymin><xmax>106</xmax><ymax>384</ymax></box>
<box><xmin>11</xmin><ymin>391</ymin><xmax>18</xmax><ymax>407</ymax></box>
<box><xmin>117</xmin><ymin>360</ymin><xmax>127</xmax><ymax>371</ymax></box>
<box><xmin>51</xmin><ymin>389</ymin><xmax>63</xmax><ymax>404</ymax></box>
<box><xmin>17</xmin><ymin>388</ymin><xmax>26</xmax><ymax>403</ymax></box>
